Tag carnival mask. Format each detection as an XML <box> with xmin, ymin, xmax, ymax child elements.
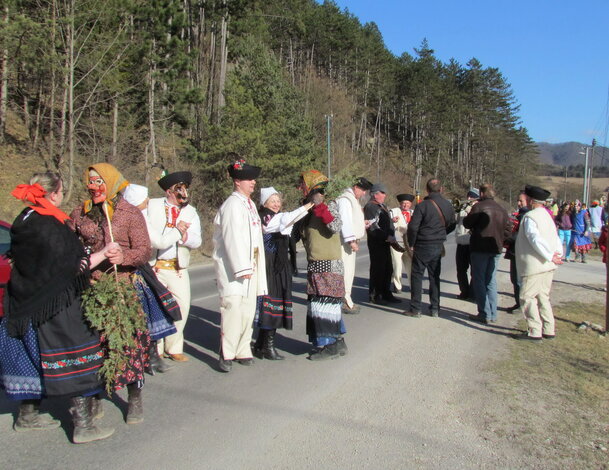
<box><xmin>88</xmin><ymin>170</ymin><xmax>107</xmax><ymax>204</ymax></box>
<box><xmin>171</xmin><ymin>182</ymin><xmax>189</xmax><ymax>207</ymax></box>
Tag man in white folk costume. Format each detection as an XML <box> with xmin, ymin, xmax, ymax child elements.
<box><xmin>336</xmin><ymin>177</ymin><xmax>373</xmax><ymax>314</ymax></box>
<box><xmin>389</xmin><ymin>193</ymin><xmax>415</xmax><ymax>293</ymax></box>
<box><xmin>213</xmin><ymin>156</ymin><xmax>268</xmax><ymax>373</ymax></box>
<box><xmin>147</xmin><ymin>171</ymin><xmax>202</xmax><ymax>362</ymax></box>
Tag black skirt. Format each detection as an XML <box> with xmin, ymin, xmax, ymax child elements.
<box><xmin>37</xmin><ymin>298</ymin><xmax>104</xmax><ymax>397</ymax></box>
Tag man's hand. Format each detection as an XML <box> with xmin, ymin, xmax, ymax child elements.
<box><xmin>552</xmin><ymin>252</ymin><xmax>564</xmax><ymax>265</ymax></box>
<box><xmin>177</xmin><ymin>220</ymin><xmax>190</xmax><ymax>243</ymax></box>
<box><xmin>238</xmin><ymin>274</ymin><xmax>252</xmax><ymax>279</ymax></box>
<box><xmin>349</xmin><ymin>240</ymin><xmax>359</xmax><ymax>252</ymax></box>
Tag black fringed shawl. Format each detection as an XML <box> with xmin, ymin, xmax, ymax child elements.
<box><xmin>6</xmin><ymin>209</ymin><xmax>90</xmax><ymax>337</ymax></box>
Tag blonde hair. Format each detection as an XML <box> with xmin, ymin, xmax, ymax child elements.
<box><xmin>30</xmin><ymin>172</ymin><xmax>62</xmax><ymax>194</ymax></box>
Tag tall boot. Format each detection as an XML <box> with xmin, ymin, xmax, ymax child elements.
<box><xmin>252</xmin><ymin>330</ymin><xmax>266</xmax><ymax>359</ymax></box>
<box><xmin>90</xmin><ymin>393</ymin><xmax>104</xmax><ymax>420</ymax></box>
<box><xmin>262</xmin><ymin>329</ymin><xmax>285</xmax><ymax>360</ymax></box>
<box><xmin>14</xmin><ymin>399</ymin><xmax>60</xmax><ymax>432</ymax></box>
<box><xmin>70</xmin><ymin>396</ymin><xmax>114</xmax><ymax>444</ymax></box>
<box><xmin>146</xmin><ymin>340</ymin><xmax>173</xmax><ymax>375</ymax></box>
<box><xmin>126</xmin><ymin>383</ymin><xmax>143</xmax><ymax>425</ymax></box>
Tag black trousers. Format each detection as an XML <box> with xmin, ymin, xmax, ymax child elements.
<box><xmin>367</xmin><ymin>240</ymin><xmax>393</xmax><ymax>298</ymax></box>
<box><xmin>455</xmin><ymin>244</ymin><xmax>472</xmax><ymax>297</ymax></box>
<box><xmin>410</xmin><ymin>243</ymin><xmax>443</xmax><ymax>313</ymax></box>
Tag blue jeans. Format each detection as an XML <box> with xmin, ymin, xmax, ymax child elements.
<box><xmin>558</xmin><ymin>229</ymin><xmax>572</xmax><ymax>259</ymax></box>
<box><xmin>470</xmin><ymin>252</ymin><xmax>501</xmax><ymax>321</ymax></box>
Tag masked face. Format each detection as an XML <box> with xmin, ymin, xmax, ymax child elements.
<box><xmin>88</xmin><ymin>169</ymin><xmax>107</xmax><ymax>204</ymax></box>
<box><xmin>168</xmin><ymin>183</ymin><xmax>190</xmax><ymax>207</ymax></box>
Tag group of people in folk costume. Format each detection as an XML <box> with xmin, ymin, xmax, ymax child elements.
<box><xmin>1</xmin><ymin>164</ymin><xmax>200</xmax><ymax>443</ymax></box>
<box><xmin>0</xmin><ymin>151</ymin><xmax>568</xmax><ymax>444</ymax></box>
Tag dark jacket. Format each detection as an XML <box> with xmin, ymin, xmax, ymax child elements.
<box><xmin>407</xmin><ymin>192</ymin><xmax>456</xmax><ymax>247</ymax></box>
<box><xmin>364</xmin><ymin>201</ymin><xmax>394</xmax><ymax>245</ymax></box>
<box><xmin>463</xmin><ymin>197</ymin><xmax>512</xmax><ymax>254</ymax></box>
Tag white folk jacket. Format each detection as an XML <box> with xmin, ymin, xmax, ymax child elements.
<box><xmin>212</xmin><ymin>192</ymin><xmax>268</xmax><ymax>298</ymax></box>
<box><xmin>147</xmin><ymin>198</ymin><xmax>202</xmax><ymax>269</ymax></box>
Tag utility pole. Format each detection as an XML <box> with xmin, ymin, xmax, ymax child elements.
<box><xmin>563</xmin><ymin>166</ymin><xmax>567</xmax><ymax>202</ymax></box>
<box><xmin>325</xmin><ymin>114</ymin><xmax>332</xmax><ymax>178</ymax></box>
<box><xmin>580</xmin><ymin>147</ymin><xmax>589</xmax><ymax>205</ymax></box>
<box><xmin>588</xmin><ymin>138</ymin><xmax>597</xmax><ymax>205</ymax></box>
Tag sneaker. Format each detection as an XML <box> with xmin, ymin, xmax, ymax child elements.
<box><xmin>542</xmin><ymin>334</ymin><xmax>556</xmax><ymax>340</ymax></box>
<box><xmin>430</xmin><ymin>309</ymin><xmax>439</xmax><ymax>318</ymax></box>
<box><xmin>308</xmin><ymin>343</ymin><xmax>339</xmax><ymax>361</ymax></box>
<box><xmin>335</xmin><ymin>337</ymin><xmax>348</xmax><ymax>356</ymax></box>
<box><xmin>236</xmin><ymin>358</ymin><xmax>254</xmax><ymax>366</ymax></box>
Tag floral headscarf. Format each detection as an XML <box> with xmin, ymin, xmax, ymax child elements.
<box><xmin>300</xmin><ymin>170</ymin><xmax>328</xmax><ymax>196</ymax></box>
<box><xmin>83</xmin><ymin>163</ymin><xmax>129</xmax><ymax>219</ymax></box>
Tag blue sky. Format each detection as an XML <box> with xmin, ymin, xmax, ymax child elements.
<box><xmin>323</xmin><ymin>0</ymin><xmax>609</xmax><ymax>145</ymax></box>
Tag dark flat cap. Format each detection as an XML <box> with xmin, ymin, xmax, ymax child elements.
<box><xmin>371</xmin><ymin>183</ymin><xmax>388</xmax><ymax>194</ymax></box>
<box><xmin>524</xmin><ymin>184</ymin><xmax>551</xmax><ymax>201</ymax></box>
<box><xmin>396</xmin><ymin>193</ymin><xmax>415</xmax><ymax>202</ymax></box>
<box><xmin>354</xmin><ymin>177</ymin><xmax>373</xmax><ymax>190</ymax></box>
<box><xmin>158</xmin><ymin>171</ymin><xmax>192</xmax><ymax>191</ymax></box>
<box><xmin>227</xmin><ymin>159</ymin><xmax>261</xmax><ymax>180</ymax></box>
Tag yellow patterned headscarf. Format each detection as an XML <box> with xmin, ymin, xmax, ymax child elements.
<box><xmin>83</xmin><ymin>163</ymin><xmax>129</xmax><ymax>219</ymax></box>
<box><xmin>300</xmin><ymin>170</ymin><xmax>328</xmax><ymax>196</ymax></box>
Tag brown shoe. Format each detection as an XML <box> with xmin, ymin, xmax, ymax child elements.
<box><xmin>166</xmin><ymin>353</ymin><xmax>189</xmax><ymax>362</ymax></box>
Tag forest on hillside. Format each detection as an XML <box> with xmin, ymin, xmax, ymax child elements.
<box><xmin>0</xmin><ymin>0</ymin><xmax>538</xmax><ymax>211</ymax></box>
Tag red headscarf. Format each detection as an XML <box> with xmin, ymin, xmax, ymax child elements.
<box><xmin>11</xmin><ymin>183</ymin><xmax>70</xmax><ymax>224</ymax></box>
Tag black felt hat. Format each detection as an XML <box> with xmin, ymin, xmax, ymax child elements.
<box><xmin>158</xmin><ymin>171</ymin><xmax>192</xmax><ymax>191</ymax></box>
<box><xmin>524</xmin><ymin>184</ymin><xmax>551</xmax><ymax>201</ymax></box>
<box><xmin>227</xmin><ymin>159</ymin><xmax>261</xmax><ymax>180</ymax></box>
<box><xmin>396</xmin><ymin>193</ymin><xmax>415</xmax><ymax>202</ymax></box>
<box><xmin>354</xmin><ymin>177</ymin><xmax>373</xmax><ymax>190</ymax></box>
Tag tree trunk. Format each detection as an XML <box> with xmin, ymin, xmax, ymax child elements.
<box><xmin>148</xmin><ymin>40</ymin><xmax>158</xmax><ymax>166</ymax></box>
<box><xmin>216</xmin><ymin>1</ymin><xmax>228</xmax><ymax>123</ymax></box>
<box><xmin>110</xmin><ymin>97</ymin><xmax>118</xmax><ymax>163</ymax></box>
<box><xmin>66</xmin><ymin>0</ymin><xmax>75</xmax><ymax>202</ymax></box>
<box><xmin>0</xmin><ymin>5</ymin><xmax>9</xmax><ymax>140</ymax></box>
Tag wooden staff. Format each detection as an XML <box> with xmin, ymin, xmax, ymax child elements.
<box><xmin>102</xmin><ymin>201</ymin><xmax>119</xmax><ymax>281</ymax></box>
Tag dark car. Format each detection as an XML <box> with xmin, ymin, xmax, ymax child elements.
<box><xmin>0</xmin><ymin>220</ymin><xmax>11</xmax><ymax>317</ymax></box>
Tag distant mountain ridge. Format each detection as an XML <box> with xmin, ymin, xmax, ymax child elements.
<box><xmin>537</xmin><ymin>142</ymin><xmax>609</xmax><ymax>167</ymax></box>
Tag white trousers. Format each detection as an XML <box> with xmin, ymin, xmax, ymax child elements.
<box><xmin>155</xmin><ymin>268</ymin><xmax>191</xmax><ymax>355</ymax></box>
<box><xmin>341</xmin><ymin>243</ymin><xmax>357</xmax><ymax>308</ymax></box>
<box><xmin>391</xmin><ymin>246</ymin><xmax>412</xmax><ymax>291</ymax></box>
<box><xmin>520</xmin><ymin>270</ymin><xmax>555</xmax><ymax>337</ymax></box>
<box><xmin>220</xmin><ymin>267</ymin><xmax>258</xmax><ymax>360</ymax></box>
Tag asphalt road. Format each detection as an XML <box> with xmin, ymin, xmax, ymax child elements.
<box><xmin>1</xmin><ymin>237</ymin><xmax>605</xmax><ymax>469</ymax></box>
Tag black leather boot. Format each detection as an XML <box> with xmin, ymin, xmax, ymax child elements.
<box><xmin>90</xmin><ymin>393</ymin><xmax>104</xmax><ymax>420</ymax></box>
<box><xmin>14</xmin><ymin>399</ymin><xmax>60</xmax><ymax>432</ymax></box>
<box><xmin>126</xmin><ymin>383</ymin><xmax>143</xmax><ymax>425</ymax></box>
<box><xmin>252</xmin><ymin>330</ymin><xmax>266</xmax><ymax>359</ymax></box>
<box><xmin>262</xmin><ymin>329</ymin><xmax>285</xmax><ymax>360</ymax></box>
<box><xmin>70</xmin><ymin>396</ymin><xmax>114</xmax><ymax>444</ymax></box>
<box><xmin>146</xmin><ymin>340</ymin><xmax>173</xmax><ymax>375</ymax></box>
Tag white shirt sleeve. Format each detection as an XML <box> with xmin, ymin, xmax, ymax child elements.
<box><xmin>179</xmin><ymin>210</ymin><xmax>202</xmax><ymax>249</ymax></box>
<box><xmin>263</xmin><ymin>205</ymin><xmax>310</xmax><ymax>235</ymax></box>
<box><xmin>523</xmin><ymin>217</ymin><xmax>559</xmax><ymax>262</ymax></box>
<box><xmin>337</xmin><ymin>197</ymin><xmax>355</xmax><ymax>242</ymax></box>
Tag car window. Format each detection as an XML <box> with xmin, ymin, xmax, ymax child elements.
<box><xmin>0</xmin><ymin>225</ymin><xmax>10</xmax><ymax>255</ymax></box>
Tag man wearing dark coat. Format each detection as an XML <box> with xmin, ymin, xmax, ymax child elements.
<box><xmin>364</xmin><ymin>183</ymin><xmax>400</xmax><ymax>305</ymax></box>
<box><xmin>404</xmin><ymin>178</ymin><xmax>456</xmax><ymax>317</ymax></box>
